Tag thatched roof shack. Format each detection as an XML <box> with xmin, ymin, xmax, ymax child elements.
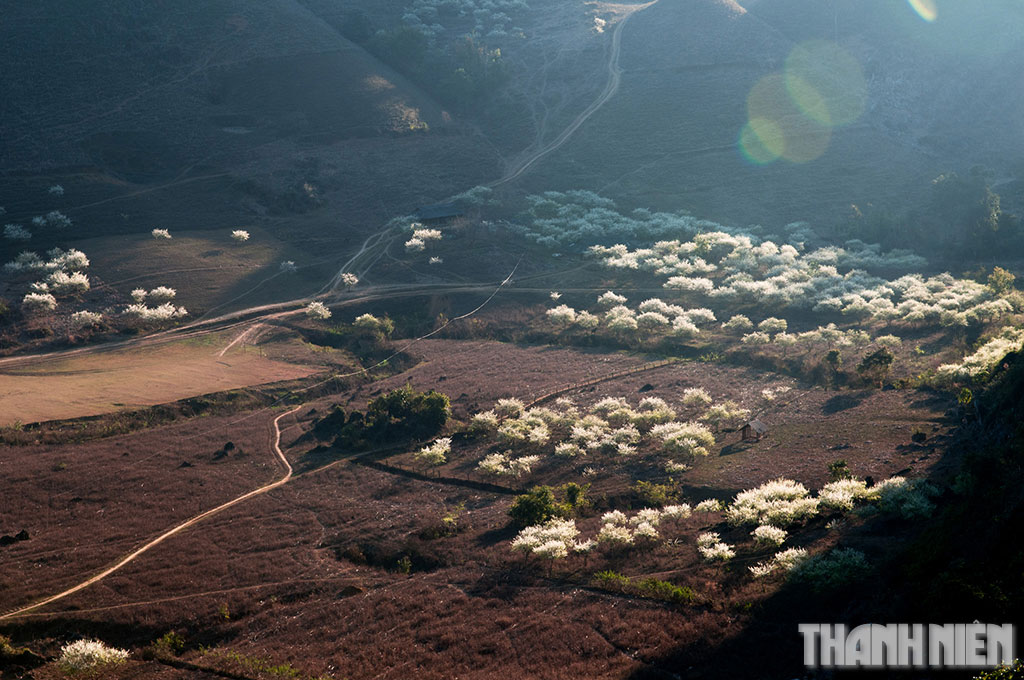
<box><xmin>741</xmin><ymin>419</ymin><xmax>768</xmax><ymax>441</ymax></box>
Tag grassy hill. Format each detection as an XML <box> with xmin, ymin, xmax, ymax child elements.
<box><xmin>515</xmin><ymin>0</ymin><xmax>1024</xmax><ymax>230</ymax></box>
<box><xmin>0</xmin><ymin>0</ymin><xmax>499</xmax><ymax>244</ymax></box>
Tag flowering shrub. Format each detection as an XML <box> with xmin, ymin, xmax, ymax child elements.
<box><xmin>45</xmin><ymin>270</ymin><xmax>90</xmax><ymax>295</ymax></box>
<box><xmin>696</xmin><ymin>532</ymin><xmax>735</xmax><ymax>561</ymax></box>
<box><xmin>726</xmin><ymin>478</ymin><xmax>819</xmax><ymax>527</ymax></box>
<box><xmin>70</xmin><ymin>310</ymin><xmax>103</xmax><ymax>329</ymax></box>
<box><xmin>869</xmin><ymin>476</ymin><xmax>936</xmax><ymax>519</ymax></box>
<box><xmin>790</xmin><ymin>547</ymin><xmax>870</xmax><ymax>592</ymax></box>
<box><xmin>58</xmin><ymin>639</ymin><xmax>129</xmax><ymax>672</ymax></box>
<box><xmin>340</xmin><ymin>272</ymin><xmax>359</xmax><ymax>287</ymax></box>
<box><xmin>124</xmin><ymin>303</ymin><xmax>188</xmax><ymax>321</ymax></box>
<box><xmin>414</xmin><ymin>437</ymin><xmax>451</xmax><ymax>467</ymax></box>
<box><xmin>694</xmin><ymin>498</ymin><xmax>723</xmax><ymax>513</ymax></box>
<box><xmin>148</xmin><ymin>286</ymin><xmax>176</xmax><ymax>301</ymax></box>
<box><xmin>477</xmin><ymin>452</ymin><xmax>540</xmax><ymax>477</ymax></box>
<box><xmin>546</xmin><ymin>304</ymin><xmax>577</xmax><ymax>325</ymax></box>
<box><xmin>750</xmin><ymin>547</ymin><xmax>809</xmax><ymax>578</ymax></box>
<box><xmin>151</xmin><ymin>228</ymin><xmax>171</xmax><ymax>239</ymax></box>
<box><xmin>305</xmin><ymin>301</ymin><xmax>331</xmax><ymax>320</ymax></box>
<box><xmin>818</xmin><ymin>478</ymin><xmax>871</xmax><ymax>511</ymax></box>
<box><xmin>936</xmin><ymin>326</ymin><xmax>1024</xmax><ymax>382</ymax></box>
<box><xmin>681</xmin><ymin>387</ymin><xmax>712</xmax><ymax>408</ymax></box>
<box><xmin>22</xmin><ymin>292</ymin><xmax>57</xmax><ymax>312</ymax></box>
<box><xmin>4</xmin><ymin>224</ymin><xmax>31</xmax><ymax>240</ymax></box>
<box><xmin>751</xmin><ymin>524</ymin><xmax>787</xmax><ymax>547</ymax></box>
<box><xmin>230</xmin><ymin>229</ymin><xmax>250</xmax><ymax>242</ymax></box>
<box><xmin>31</xmin><ymin>210</ymin><xmax>72</xmax><ymax>229</ymax></box>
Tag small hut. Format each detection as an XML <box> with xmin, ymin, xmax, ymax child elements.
<box><xmin>741</xmin><ymin>419</ymin><xmax>768</xmax><ymax>442</ymax></box>
<box><xmin>413</xmin><ymin>202</ymin><xmax>463</xmax><ymax>224</ymax></box>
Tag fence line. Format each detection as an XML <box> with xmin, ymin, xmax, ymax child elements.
<box><xmin>526</xmin><ymin>358</ymin><xmax>681</xmax><ymax>408</ymax></box>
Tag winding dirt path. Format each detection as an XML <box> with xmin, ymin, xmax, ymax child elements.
<box><xmin>0</xmin><ymin>406</ymin><xmax>302</xmax><ymax>621</ymax></box>
<box><xmin>490</xmin><ymin>2</ymin><xmax>657</xmax><ymax>187</ymax></box>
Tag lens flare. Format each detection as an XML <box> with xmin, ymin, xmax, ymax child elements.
<box><xmin>744</xmin><ymin>74</ymin><xmax>831</xmax><ymax>164</ymax></box>
<box><xmin>739</xmin><ymin>118</ymin><xmax>784</xmax><ymax>165</ymax></box>
<box><xmin>907</xmin><ymin>0</ymin><xmax>937</xmax><ymax>22</ymax></box>
<box><xmin>784</xmin><ymin>40</ymin><xmax>867</xmax><ymax>127</ymax></box>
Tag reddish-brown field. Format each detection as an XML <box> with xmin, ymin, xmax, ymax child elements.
<box><xmin>0</xmin><ymin>338</ymin><xmax>957</xmax><ymax>679</ymax></box>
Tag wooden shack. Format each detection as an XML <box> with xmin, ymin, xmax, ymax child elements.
<box><xmin>741</xmin><ymin>419</ymin><xmax>768</xmax><ymax>442</ymax></box>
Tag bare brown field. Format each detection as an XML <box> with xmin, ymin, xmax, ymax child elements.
<box><xmin>0</xmin><ymin>337</ymin><xmax>958</xmax><ymax>679</ymax></box>
<box><xmin>0</xmin><ymin>331</ymin><xmax>320</xmax><ymax>426</ymax></box>
<box><xmin>78</xmin><ymin>228</ymin><xmax>315</xmax><ymax>315</ymax></box>
<box><xmin>0</xmin><ymin>409</ymin><xmax>287</xmax><ymax>610</ymax></box>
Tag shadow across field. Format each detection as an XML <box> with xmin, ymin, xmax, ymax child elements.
<box><xmin>821</xmin><ymin>391</ymin><xmax>872</xmax><ymax>414</ymax></box>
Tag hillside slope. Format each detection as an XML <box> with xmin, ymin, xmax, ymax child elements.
<box><xmin>517</xmin><ymin>0</ymin><xmax>1024</xmax><ymax>228</ymax></box>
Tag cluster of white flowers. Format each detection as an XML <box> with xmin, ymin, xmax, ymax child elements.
<box><xmin>726</xmin><ymin>478</ymin><xmax>819</xmax><ymax>527</ymax></box>
<box><xmin>429</xmin><ymin>256</ymin><xmax>443</xmax><ymax>265</ymax></box>
<box><xmin>749</xmin><ymin>547</ymin><xmax>810</xmax><ymax>578</ymax></box>
<box><xmin>869</xmin><ymin>476</ymin><xmax>936</xmax><ymax>519</ymax></box>
<box><xmin>151</xmin><ymin>228</ymin><xmax>172</xmax><ymax>239</ymax></box>
<box><xmin>130</xmin><ymin>286</ymin><xmax>176</xmax><ymax>303</ymax></box>
<box><xmin>515</xmin><ymin>191</ymin><xmax>725</xmax><ymax>248</ymax></box>
<box><xmin>38</xmin><ymin>270</ymin><xmax>90</xmax><ymax>295</ymax></box>
<box><xmin>3</xmin><ymin>223</ymin><xmax>31</xmax><ymax>240</ymax></box>
<box><xmin>550</xmin><ymin>293</ymin><xmax>722</xmax><ymax>337</ymax></box>
<box><xmin>124</xmin><ymin>302</ymin><xmax>188</xmax><ymax>321</ymax></box>
<box><xmin>305</xmin><ymin>301</ymin><xmax>332</xmax><ymax>320</ymax></box>
<box><xmin>58</xmin><ymin>640</ymin><xmax>129</xmax><ymax>672</ymax></box>
<box><xmin>477</xmin><ymin>452</ymin><xmax>540</xmax><ymax>477</ymax></box>
<box><xmin>695</xmin><ymin>498</ymin><xmax>723</xmax><ymax>513</ymax></box>
<box><xmin>701</xmin><ymin>401</ymin><xmax>751</xmax><ymax>430</ymax></box>
<box><xmin>353</xmin><ymin>312</ymin><xmax>389</xmax><ymax>332</ymax></box>
<box><xmin>650</xmin><ymin>421</ymin><xmax>715</xmax><ymax>458</ymax></box>
<box><xmin>546</xmin><ymin>304</ymin><xmax>577</xmax><ymax>325</ymax></box>
<box><xmin>4</xmin><ymin>248</ymin><xmax>89</xmax><ymax>274</ymax></box>
<box><xmin>339</xmin><ymin>272</ymin><xmax>359</xmax><ymax>287</ymax></box>
<box><xmin>148</xmin><ymin>286</ymin><xmax>176</xmax><ymax>301</ymax></box>
<box><xmin>403</xmin><ymin>0</ymin><xmax>528</xmax><ymax>42</ymax></box>
<box><xmin>577</xmin><ymin>209</ymin><xmax>1011</xmax><ymax>329</ymax></box>
<box><xmin>696</xmin><ymin>531</ymin><xmax>735</xmax><ymax>561</ymax></box>
<box><xmin>31</xmin><ymin>210</ymin><xmax>71</xmax><ymax>230</ymax></box>
<box><xmin>21</xmin><ymin>291</ymin><xmax>57</xmax><ymax>312</ymax></box>
<box><xmin>70</xmin><ymin>310</ymin><xmax>104</xmax><ymax>329</ymax></box>
<box><xmin>405</xmin><ymin>223</ymin><xmax>443</xmax><ymax>253</ymax></box>
<box><xmin>414</xmin><ymin>437</ymin><xmax>451</xmax><ymax>467</ymax></box>
<box><xmin>681</xmin><ymin>387</ymin><xmax>712</xmax><ymax>407</ymax></box>
<box><xmin>936</xmin><ymin>326</ymin><xmax>1024</xmax><ymax>382</ymax></box>
<box><xmin>817</xmin><ymin>478</ymin><xmax>873</xmax><ymax>511</ymax></box>
<box><xmin>231</xmin><ymin>229</ymin><xmax>250</xmax><ymax>242</ymax></box>
<box><xmin>751</xmin><ymin>524</ymin><xmax>788</xmax><ymax>547</ymax></box>
<box><xmin>469</xmin><ymin>392</ymin><xmax>747</xmax><ymax>479</ymax></box>
<box><xmin>511</xmin><ymin>518</ymin><xmax>580</xmax><ymax>560</ymax></box>
<box><xmin>10</xmin><ymin>248</ymin><xmax>92</xmax><ymax>313</ymax></box>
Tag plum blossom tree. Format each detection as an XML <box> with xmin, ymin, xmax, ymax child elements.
<box><xmin>305</xmin><ymin>301</ymin><xmax>332</xmax><ymax>320</ymax></box>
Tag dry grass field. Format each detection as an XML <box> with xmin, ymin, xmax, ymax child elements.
<box><xmin>0</xmin><ymin>331</ymin><xmax>321</xmax><ymax>426</ymax></box>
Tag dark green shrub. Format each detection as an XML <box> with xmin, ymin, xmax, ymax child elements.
<box><xmin>365</xmin><ymin>386</ymin><xmax>450</xmax><ymax>441</ymax></box>
<box><xmin>509</xmin><ymin>486</ymin><xmax>557</xmax><ymax>528</ymax></box>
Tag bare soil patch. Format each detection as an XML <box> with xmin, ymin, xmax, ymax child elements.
<box><xmin>0</xmin><ymin>332</ymin><xmax>320</xmax><ymax>426</ymax></box>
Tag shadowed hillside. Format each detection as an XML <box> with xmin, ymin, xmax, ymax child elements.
<box><xmin>519</xmin><ymin>0</ymin><xmax>1024</xmax><ymax>229</ymax></box>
